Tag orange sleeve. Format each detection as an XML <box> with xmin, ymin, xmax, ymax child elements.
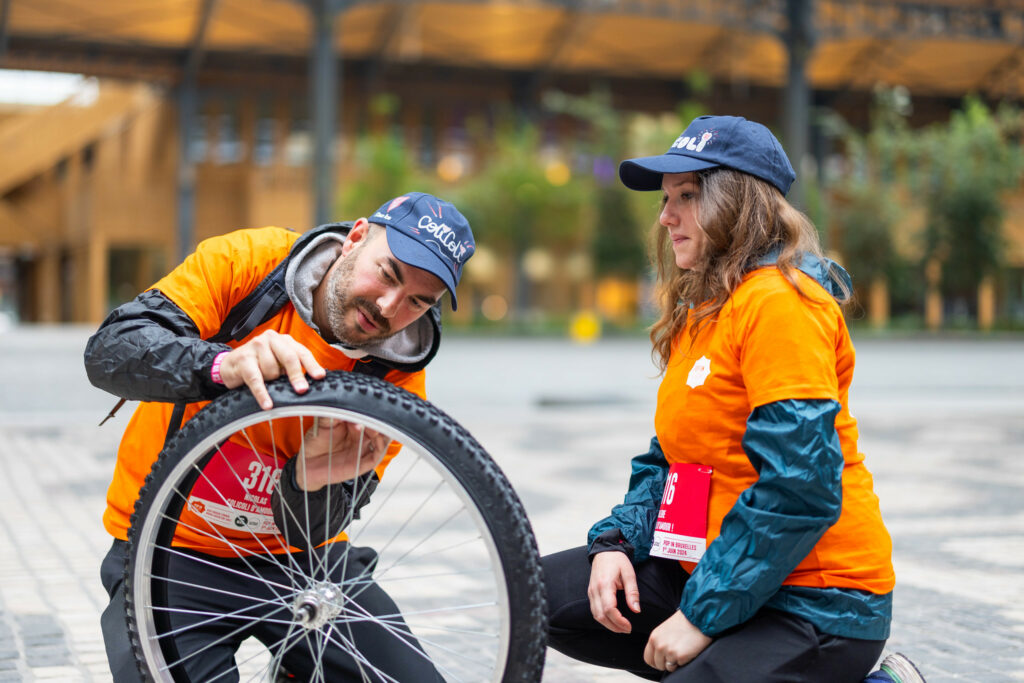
<box><xmin>736</xmin><ymin>273</ymin><xmax>841</xmax><ymax>408</ymax></box>
<box><xmin>150</xmin><ymin>227</ymin><xmax>297</xmax><ymax>338</ymax></box>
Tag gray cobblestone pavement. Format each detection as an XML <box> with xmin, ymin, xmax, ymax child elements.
<box><xmin>1</xmin><ymin>326</ymin><xmax>1022</xmax><ymax>681</ymax></box>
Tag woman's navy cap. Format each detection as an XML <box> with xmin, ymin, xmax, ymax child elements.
<box><xmin>618</xmin><ymin>115</ymin><xmax>796</xmax><ymax>196</ymax></box>
<box><xmin>370</xmin><ymin>192</ymin><xmax>475</xmax><ymax>310</ymax></box>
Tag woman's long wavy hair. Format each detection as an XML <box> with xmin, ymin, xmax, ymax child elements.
<box><xmin>649</xmin><ymin>168</ymin><xmax>844</xmax><ymax>371</ymax></box>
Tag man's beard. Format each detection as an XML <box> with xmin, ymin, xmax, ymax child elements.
<box><xmin>322</xmin><ymin>256</ymin><xmax>392</xmax><ymax>345</ymax></box>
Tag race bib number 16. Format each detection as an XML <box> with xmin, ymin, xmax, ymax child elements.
<box><xmin>649</xmin><ymin>463</ymin><xmax>712</xmax><ymax>563</ymax></box>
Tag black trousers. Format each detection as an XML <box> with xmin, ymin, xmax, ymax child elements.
<box><xmin>543</xmin><ymin>546</ymin><xmax>886</xmax><ymax>683</ymax></box>
<box><xmin>100</xmin><ymin>539</ymin><xmax>442</xmax><ymax>682</ymax></box>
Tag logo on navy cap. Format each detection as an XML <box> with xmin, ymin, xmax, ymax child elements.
<box><xmin>671</xmin><ymin>128</ymin><xmax>717</xmax><ymax>154</ymax></box>
<box><xmin>370</xmin><ymin>191</ymin><xmax>475</xmax><ymax>310</ymax></box>
<box><xmin>417</xmin><ymin>201</ymin><xmax>473</xmax><ymax>267</ymax></box>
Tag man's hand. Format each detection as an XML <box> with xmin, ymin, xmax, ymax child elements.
<box><xmin>643</xmin><ymin>610</ymin><xmax>712</xmax><ymax>673</ymax></box>
<box><xmin>294</xmin><ymin>418</ymin><xmax>391</xmax><ymax>491</ymax></box>
<box><xmin>217</xmin><ymin>330</ymin><xmax>326</xmax><ymax>410</ymax></box>
<box><xmin>587</xmin><ymin>551</ymin><xmax>642</xmax><ymax>634</ymax></box>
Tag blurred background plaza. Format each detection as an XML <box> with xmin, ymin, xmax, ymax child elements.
<box><xmin>1</xmin><ymin>1</ymin><xmax>1024</xmax><ymax>681</ymax></box>
<box><xmin>0</xmin><ymin>328</ymin><xmax>1023</xmax><ymax>681</ymax></box>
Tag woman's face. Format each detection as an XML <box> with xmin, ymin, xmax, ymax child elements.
<box><xmin>660</xmin><ymin>172</ymin><xmax>706</xmax><ymax>270</ymax></box>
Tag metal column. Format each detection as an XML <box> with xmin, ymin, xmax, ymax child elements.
<box><xmin>310</xmin><ymin>0</ymin><xmax>340</xmax><ymax>226</ymax></box>
<box><xmin>783</xmin><ymin>0</ymin><xmax>815</xmax><ymax>210</ymax></box>
<box><xmin>176</xmin><ymin>0</ymin><xmax>218</xmax><ymax>262</ymax></box>
<box><xmin>0</xmin><ymin>0</ymin><xmax>12</xmax><ymax>62</ymax></box>
<box><xmin>176</xmin><ymin>80</ymin><xmax>198</xmax><ymax>263</ymax></box>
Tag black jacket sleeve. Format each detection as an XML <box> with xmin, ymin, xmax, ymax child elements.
<box><xmin>83</xmin><ymin>289</ymin><xmax>232</xmax><ymax>403</ymax></box>
<box><xmin>271</xmin><ymin>458</ymin><xmax>379</xmax><ymax>551</ymax></box>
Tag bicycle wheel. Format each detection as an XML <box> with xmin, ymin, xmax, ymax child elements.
<box><xmin>124</xmin><ymin>371</ymin><xmax>546</xmax><ymax>682</ymax></box>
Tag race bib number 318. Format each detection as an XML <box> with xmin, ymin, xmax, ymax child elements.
<box><xmin>187</xmin><ymin>441</ymin><xmax>284</xmax><ymax>535</ymax></box>
<box><xmin>649</xmin><ymin>463</ymin><xmax>712</xmax><ymax>563</ymax></box>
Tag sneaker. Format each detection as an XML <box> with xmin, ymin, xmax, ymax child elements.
<box><xmin>864</xmin><ymin>652</ymin><xmax>926</xmax><ymax>683</ymax></box>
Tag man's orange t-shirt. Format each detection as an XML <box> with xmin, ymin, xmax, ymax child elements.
<box><xmin>102</xmin><ymin>227</ymin><xmax>426</xmax><ymax>555</ymax></box>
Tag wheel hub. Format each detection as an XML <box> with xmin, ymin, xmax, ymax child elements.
<box><xmin>292</xmin><ymin>583</ymin><xmax>343</xmax><ymax>630</ymax></box>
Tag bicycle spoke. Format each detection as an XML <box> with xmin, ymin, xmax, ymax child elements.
<box><xmin>146</xmin><ymin>544</ymin><xmax>297</xmax><ymax>595</ymax></box>
<box><xmin>346</xmin><ymin>566</ymin><xmax>492</xmax><ymax>589</ymax></box>
<box><xmin>333</xmin><ymin>598</ymin><xmax>474</xmax><ymax>681</ymax></box>
<box><xmin>344</xmin><ymin>453</ymin><xmax>420</xmax><ymax>545</ymax></box>
<box><xmin>160</xmin><ymin>603</ymin><xmax>292</xmax><ymax>676</ymax></box>
<box><xmin>127</xmin><ymin>380</ymin><xmax>545</xmax><ymax>682</ymax></box>
<box><xmin>150</xmin><ymin>508</ymin><xmax>318</xmax><ymax>594</ymax></box>
<box><xmin>143</xmin><ymin>578</ymin><xmax>289</xmax><ymax>617</ymax></box>
<box><xmin>315</xmin><ymin>623</ymin><xmax>402</xmax><ymax>683</ymax></box>
<box><xmin>369</xmin><ymin>503</ymin><xmax>467</xmax><ymax>584</ymax></box>
<box><xmin>162</xmin><ymin>468</ymin><xmax>298</xmax><ymax>600</ymax></box>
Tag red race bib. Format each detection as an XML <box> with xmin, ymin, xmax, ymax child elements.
<box><xmin>187</xmin><ymin>441</ymin><xmax>285</xmax><ymax>535</ymax></box>
<box><xmin>650</xmin><ymin>463</ymin><xmax>712</xmax><ymax>562</ymax></box>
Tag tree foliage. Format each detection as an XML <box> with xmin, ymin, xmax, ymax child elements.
<box><xmin>823</xmin><ymin>87</ymin><xmax>911</xmax><ymax>286</ymax></box>
<box><xmin>454</xmin><ymin>121</ymin><xmax>587</xmax><ymax>253</ymax></box>
<box><xmin>339</xmin><ymin>131</ymin><xmax>435</xmax><ymax>219</ymax></box>
<box><xmin>825</xmin><ymin>88</ymin><xmax>1024</xmax><ymax>319</ymax></box>
<box><xmin>918</xmin><ymin>97</ymin><xmax>1024</xmax><ymax>297</ymax></box>
<box><xmin>543</xmin><ymin>87</ymin><xmax>651</xmax><ymax>278</ymax></box>
<box><xmin>338</xmin><ymin>94</ymin><xmax>436</xmax><ymax>218</ymax></box>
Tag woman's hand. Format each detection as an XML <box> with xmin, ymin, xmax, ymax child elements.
<box><xmin>294</xmin><ymin>418</ymin><xmax>390</xmax><ymax>491</ymax></box>
<box><xmin>587</xmin><ymin>551</ymin><xmax>642</xmax><ymax>633</ymax></box>
<box><xmin>643</xmin><ymin>610</ymin><xmax>712</xmax><ymax>673</ymax></box>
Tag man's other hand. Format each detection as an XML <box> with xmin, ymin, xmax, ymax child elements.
<box><xmin>295</xmin><ymin>418</ymin><xmax>390</xmax><ymax>490</ymax></box>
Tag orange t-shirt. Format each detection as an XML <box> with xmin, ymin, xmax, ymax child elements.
<box><xmin>654</xmin><ymin>267</ymin><xmax>894</xmax><ymax>595</ymax></box>
<box><xmin>102</xmin><ymin>227</ymin><xmax>426</xmax><ymax>555</ymax></box>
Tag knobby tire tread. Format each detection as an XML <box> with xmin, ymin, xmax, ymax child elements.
<box><xmin>125</xmin><ymin>371</ymin><xmax>546</xmax><ymax>682</ymax></box>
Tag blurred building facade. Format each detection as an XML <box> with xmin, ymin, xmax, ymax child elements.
<box><xmin>2</xmin><ymin>0</ymin><xmax>1024</xmax><ymax>327</ymax></box>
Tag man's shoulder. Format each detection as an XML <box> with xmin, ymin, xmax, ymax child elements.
<box><xmin>206</xmin><ymin>226</ymin><xmax>301</xmax><ymax>256</ymax></box>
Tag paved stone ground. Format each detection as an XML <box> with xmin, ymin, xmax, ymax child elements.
<box><xmin>0</xmin><ymin>327</ymin><xmax>1022</xmax><ymax>681</ymax></box>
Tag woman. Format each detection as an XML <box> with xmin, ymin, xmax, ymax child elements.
<box><xmin>543</xmin><ymin>115</ymin><xmax>924</xmax><ymax>682</ymax></box>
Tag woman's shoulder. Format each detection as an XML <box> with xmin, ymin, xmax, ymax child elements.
<box><xmin>735</xmin><ymin>266</ymin><xmax>836</xmax><ymax>307</ymax></box>
<box><xmin>724</xmin><ymin>267</ymin><xmax>841</xmax><ymax>337</ymax></box>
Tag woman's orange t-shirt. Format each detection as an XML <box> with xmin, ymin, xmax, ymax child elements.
<box><xmin>654</xmin><ymin>267</ymin><xmax>894</xmax><ymax>595</ymax></box>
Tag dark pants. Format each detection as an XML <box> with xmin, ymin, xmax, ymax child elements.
<box><xmin>543</xmin><ymin>546</ymin><xmax>886</xmax><ymax>683</ymax></box>
<box><xmin>101</xmin><ymin>539</ymin><xmax>442</xmax><ymax>682</ymax></box>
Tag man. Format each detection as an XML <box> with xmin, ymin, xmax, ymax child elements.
<box><xmin>85</xmin><ymin>191</ymin><xmax>474</xmax><ymax>681</ymax></box>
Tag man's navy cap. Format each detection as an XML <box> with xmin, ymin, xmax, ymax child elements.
<box><xmin>370</xmin><ymin>192</ymin><xmax>475</xmax><ymax>310</ymax></box>
<box><xmin>618</xmin><ymin>115</ymin><xmax>796</xmax><ymax>196</ymax></box>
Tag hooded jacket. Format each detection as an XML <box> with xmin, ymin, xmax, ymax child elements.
<box><xmin>85</xmin><ymin>226</ymin><xmax>439</xmax><ymax>554</ymax></box>
<box><xmin>588</xmin><ymin>252</ymin><xmax>894</xmax><ymax>641</ymax></box>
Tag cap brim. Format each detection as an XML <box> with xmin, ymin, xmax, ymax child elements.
<box><xmin>385</xmin><ymin>229</ymin><xmax>460</xmax><ymax>310</ymax></box>
<box><xmin>618</xmin><ymin>154</ymin><xmax>720</xmax><ymax>190</ymax></box>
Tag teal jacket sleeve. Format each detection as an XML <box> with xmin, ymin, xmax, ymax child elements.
<box><xmin>587</xmin><ymin>436</ymin><xmax>669</xmax><ymax>563</ymax></box>
<box><xmin>680</xmin><ymin>398</ymin><xmax>844</xmax><ymax>636</ymax></box>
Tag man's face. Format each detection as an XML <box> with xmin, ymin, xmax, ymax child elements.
<box><xmin>316</xmin><ymin>221</ymin><xmax>446</xmax><ymax>346</ymax></box>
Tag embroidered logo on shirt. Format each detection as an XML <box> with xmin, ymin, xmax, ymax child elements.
<box><xmin>686</xmin><ymin>356</ymin><xmax>711</xmax><ymax>388</ymax></box>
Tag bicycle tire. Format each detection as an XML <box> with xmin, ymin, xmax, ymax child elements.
<box><xmin>124</xmin><ymin>371</ymin><xmax>546</xmax><ymax>682</ymax></box>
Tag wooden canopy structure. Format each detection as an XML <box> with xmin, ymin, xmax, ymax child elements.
<box><xmin>4</xmin><ymin>0</ymin><xmax>1024</xmax><ymax>232</ymax></box>
<box><xmin>2</xmin><ymin>0</ymin><xmax>1024</xmax><ymax>288</ymax></box>
<box><xmin>4</xmin><ymin>1</ymin><xmax>1024</xmax><ymax>96</ymax></box>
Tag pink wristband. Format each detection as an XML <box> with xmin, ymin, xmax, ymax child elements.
<box><xmin>211</xmin><ymin>351</ymin><xmax>229</xmax><ymax>385</ymax></box>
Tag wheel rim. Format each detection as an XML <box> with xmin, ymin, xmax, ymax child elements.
<box><xmin>131</xmin><ymin>405</ymin><xmax>511</xmax><ymax>682</ymax></box>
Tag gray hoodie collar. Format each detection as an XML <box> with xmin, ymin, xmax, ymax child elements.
<box><xmin>283</xmin><ymin>231</ymin><xmax>436</xmax><ymax>366</ymax></box>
